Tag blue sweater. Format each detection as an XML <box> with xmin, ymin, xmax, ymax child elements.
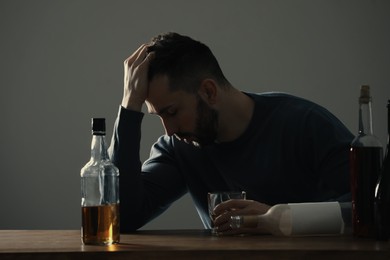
<box><xmin>109</xmin><ymin>92</ymin><xmax>354</xmax><ymax>232</ymax></box>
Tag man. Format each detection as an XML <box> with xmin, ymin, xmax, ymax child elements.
<box><xmin>108</xmin><ymin>32</ymin><xmax>353</xmax><ymax>235</ymax></box>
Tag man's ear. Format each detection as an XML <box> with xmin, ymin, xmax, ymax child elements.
<box><xmin>198</xmin><ymin>79</ymin><xmax>218</xmax><ymax>105</ymax></box>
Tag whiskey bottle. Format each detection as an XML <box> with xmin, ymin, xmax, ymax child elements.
<box><xmin>350</xmin><ymin>85</ymin><xmax>383</xmax><ymax>237</ymax></box>
<box><xmin>374</xmin><ymin>100</ymin><xmax>390</xmax><ymax>241</ymax></box>
<box><xmin>81</xmin><ymin>118</ymin><xmax>120</xmax><ymax>245</ymax></box>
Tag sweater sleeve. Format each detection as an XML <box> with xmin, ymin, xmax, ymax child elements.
<box><xmin>108</xmin><ymin>106</ymin><xmax>186</xmax><ymax>232</ymax></box>
<box><xmin>303</xmin><ymin>105</ymin><xmax>353</xmax><ymax>202</ymax></box>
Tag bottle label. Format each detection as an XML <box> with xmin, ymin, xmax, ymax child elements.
<box><xmin>288</xmin><ymin>202</ymin><xmax>344</xmax><ymax>235</ymax></box>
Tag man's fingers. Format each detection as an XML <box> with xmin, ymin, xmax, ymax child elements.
<box><xmin>213</xmin><ymin>210</ymin><xmax>233</xmax><ymax>226</ymax></box>
<box><xmin>132</xmin><ymin>45</ymin><xmax>149</xmax><ymax>68</ymax></box>
<box><xmin>213</xmin><ymin>200</ymin><xmax>253</xmax><ymax>227</ymax></box>
<box><xmin>137</xmin><ymin>51</ymin><xmax>155</xmax><ymax>70</ymax></box>
<box><xmin>214</xmin><ymin>199</ymin><xmax>253</xmax><ymax>215</ymax></box>
<box><xmin>124</xmin><ymin>44</ymin><xmax>147</xmax><ymax>67</ymax></box>
<box><xmin>121</xmin><ymin>44</ymin><xmax>153</xmax><ymax>111</ymax></box>
<box><xmin>211</xmin><ymin>200</ymin><xmax>272</xmax><ymax>236</ymax></box>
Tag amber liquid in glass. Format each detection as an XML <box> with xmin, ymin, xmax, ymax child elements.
<box><xmin>350</xmin><ymin>146</ymin><xmax>383</xmax><ymax>237</ymax></box>
<box><xmin>81</xmin><ymin>204</ymin><xmax>120</xmax><ymax>245</ymax></box>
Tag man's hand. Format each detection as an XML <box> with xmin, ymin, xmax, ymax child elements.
<box><xmin>121</xmin><ymin>44</ymin><xmax>154</xmax><ymax>111</ymax></box>
<box><xmin>212</xmin><ymin>199</ymin><xmax>271</xmax><ymax>236</ymax></box>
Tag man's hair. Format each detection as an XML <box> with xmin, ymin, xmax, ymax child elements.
<box><xmin>147</xmin><ymin>32</ymin><xmax>230</xmax><ymax>93</ymax></box>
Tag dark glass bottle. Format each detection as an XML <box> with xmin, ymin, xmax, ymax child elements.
<box><xmin>81</xmin><ymin>118</ymin><xmax>120</xmax><ymax>245</ymax></box>
<box><xmin>374</xmin><ymin>100</ymin><xmax>390</xmax><ymax>241</ymax></box>
<box><xmin>350</xmin><ymin>85</ymin><xmax>383</xmax><ymax>237</ymax></box>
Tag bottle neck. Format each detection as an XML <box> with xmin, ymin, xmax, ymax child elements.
<box><xmin>358</xmin><ymin>101</ymin><xmax>374</xmax><ymax>135</ymax></box>
<box><xmin>90</xmin><ymin>134</ymin><xmax>109</xmax><ymax>161</ymax></box>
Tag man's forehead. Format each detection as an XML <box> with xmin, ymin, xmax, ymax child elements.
<box><xmin>146</xmin><ymin>90</ymin><xmax>186</xmax><ymax>115</ymax></box>
<box><xmin>146</xmin><ymin>76</ymin><xmax>170</xmax><ymax>112</ymax></box>
<box><xmin>146</xmin><ymin>74</ymin><xmax>197</xmax><ymax>114</ymax></box>
<box><xmin>148</xmin><ymin>74</ymin><xmax>170</xmax><ymax>94</ymax></box>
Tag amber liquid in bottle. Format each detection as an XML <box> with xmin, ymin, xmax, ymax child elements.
<box><xmin>81</xmin><ymin>204</ymin><xmax>120</xmax><ymax>245</ymax></box>
<box><xmin>81</xmin><ymin>118</ymin><xmax>120</xmax><ymax>245</ymax></box>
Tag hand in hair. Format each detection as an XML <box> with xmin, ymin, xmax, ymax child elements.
<box><xmin>121</xmin><ymin>44</ymin><xmax>154</xmax><ymax>111</ymax></box>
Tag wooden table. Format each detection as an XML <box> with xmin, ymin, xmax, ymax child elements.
<box><xmin>0</xmin><ymin>230</ymin><xmax>389</xmax><ymax>259</ymax></box>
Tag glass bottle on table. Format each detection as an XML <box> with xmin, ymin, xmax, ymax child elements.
<box><xmin>81</xmin><ymin>118</ymin><xmax>120</xmax><ymax>245</ymax></box>
<box><xmin>374</xmin><ymin>100</ymin><xmax>390</xmax><ymax>241</ymax></box>
<box><xmin>230</xmin><ymin>202</ymin><xmax>349</xmax><ymax>236</ymax></box>
<box><xmin>350</xmin><ymin>85</ymin><xmax>383</xmax><ymax>238</ymax></box>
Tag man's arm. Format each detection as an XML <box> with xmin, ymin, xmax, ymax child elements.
<box><xmin>305</xmin><ymin>106</ymin><xmax>353</xmax><ymax>202</ymax></box>
<box><xmin>108</xmin><ymin>107</ymin><xmax>144</xmax><ymax>231</ymax></box>
<box><xmin>108</xmin><ymin>107</ymin><xmax>186</xmax><ymax>232</ymax></box>
<box><xmin>107</xmin><ymin>45</ymin><xmax>185</xmax><ymax>232</ymax></box>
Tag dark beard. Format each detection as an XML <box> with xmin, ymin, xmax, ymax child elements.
<box><xmin>193</xmin><ymin>95</ymin><xmax>219</xmax><ymax>147</ymax></box>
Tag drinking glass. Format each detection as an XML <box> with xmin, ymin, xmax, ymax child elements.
<box><xmin>207</xmin><ymin>191</ymin><xmax>246</xmax><ymax>235</ymax></box>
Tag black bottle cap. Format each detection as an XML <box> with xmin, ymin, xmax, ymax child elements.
<box><xmin>92</xmin><ymin>118</ymin><xmax>105</xmax><ymax>135</ymax></box>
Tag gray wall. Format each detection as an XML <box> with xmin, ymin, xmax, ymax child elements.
<box><xmin>0</xmin><ymin>0</ymin><xmax>389</xmax><ymax>230</ymax></box>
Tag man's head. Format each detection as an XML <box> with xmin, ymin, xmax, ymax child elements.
<box><xmin>146</xmin><ymin>32</ymin><xmax>230</xmax><ymax>93</ymax></box>
<box><xmin>145</xmin><ymin>32</ymin><xmax>230</xmax><ymax>147</ymax></box>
